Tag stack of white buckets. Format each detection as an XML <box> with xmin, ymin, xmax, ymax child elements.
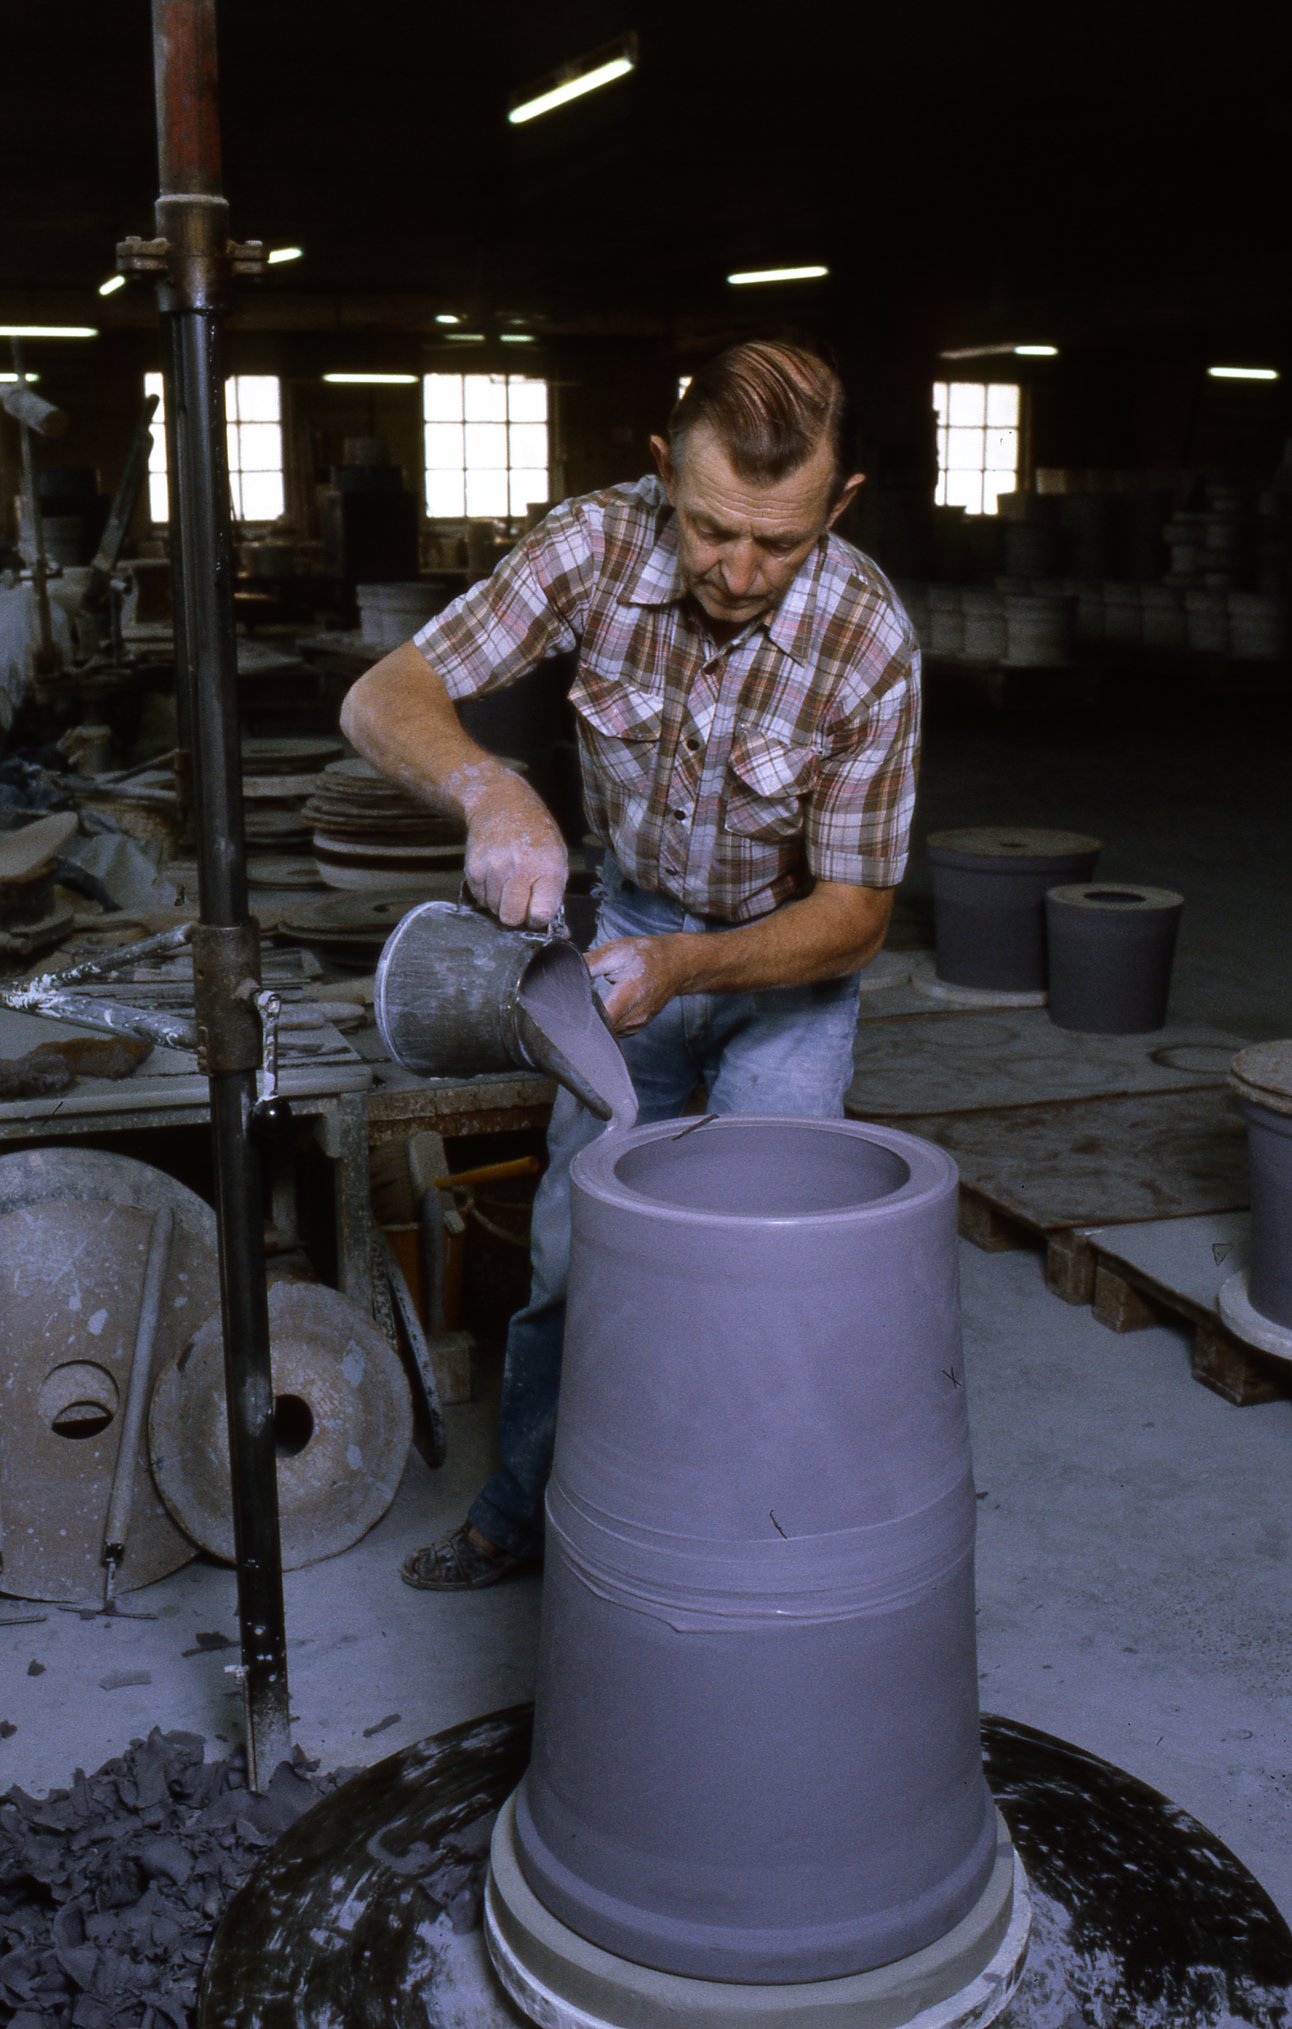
<box><xmin>903</xmin><ymin>580</ymin><xmax>1287</xmax><ymax>667</ymax></box>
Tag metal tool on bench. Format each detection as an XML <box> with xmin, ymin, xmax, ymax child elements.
<box><xmin>102</xmin><ymin>1206</ymin><xmax>175</xmax><ymax>1606</ymax></box>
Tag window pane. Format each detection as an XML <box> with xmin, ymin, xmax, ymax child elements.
<box><xmin>982</xmin><ymin>472</ymin><xmax>1017</xmax><ymax>516</ymax></box>
<box><xmin>232</xmin><ymin>422</ymin><xmax>282</xmax><ymax>472</ymax></box>
<box><xmin>944</xmin><ymin>469</ymin><xmax>983</xmax><ymax>513</ymax></box>
<box><xmin>465</xmin><ymin>469</ymin><xmax>508</xmax><ymax>517</ymax></box>
<box><xmin>465</xmin><ymin>422</ymin><xmax>508</xmax><ymax>467</ymax></box>
<box><xmin>507</xmin><ymin>378</ymin><xmax>547</xmax><ymax>421</ymax></box>
<box><xmin>464</xmin><ymin>375</ymin><xmax>507</xmax><ymax>421</ymax></box>
<box><xmin>507</xmin><ymin>422</ymin><xmax>548</xmax><ymax>468</ymax></box>
<box><xmin>932</xmin><ymin>382</ymin><xmax>949</xmax><ymax>422</ymax></box>
<box><xmin>986</xmin><ymin>383</ymin><xmax>1020</xmax><ymax>427</ymax></box>
<box><xmin>424</xmin><ymin>422</ymin><xmax>464</xmax><ymax>470</ymax></box>
<box><xmin>934</xmin><ymin>473</ymin><xmax>950</xmax><ymax>507</ymax></box>
<box><xmin>426</xmin><ymin>469</ymin><xmax>465</xmax><ymax>516</ymax></box>
<box><xmin>238</xmin><ymin>471</ymin><xmax>285</xmax><ymax>519</ymax></box>
<box><xmin>946</xmin><ymin>428</ymin><xmax>985</xmax><ymax>471</ymax></box>
<box><xmin>985</xmin><ymin>428</ymin><xmax>1018</xmax><ymax>469</ymax></box>
<box><xmin>423</xmin><ymin>374</ymin><xmax>464</xmax><ymax>422</ymax></box>
<box><xmin>149</xmin><ymin>472</ymin><xmax>170</xmax><ymax>522</ymax></box>
<box><xmin>948</xmin><ymin>383</ymin><xmax>986</xmax><ymax>426</ymax></box>
<box><xmin>509</xmin><ymin>469</ymin><xmax>549</xmax><ymax>516</ymax></box>
<box><xmin>231</xmin><ymin>375</ymin><xmax>280</xmax><ymax>421</ymax></box>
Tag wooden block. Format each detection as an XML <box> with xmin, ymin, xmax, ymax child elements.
<box><xmin>1046</xmin><ymin>1227</ymin><xmax>1095</xmax><ymax>1305</ymax></box>
<box><xmin>958</xmin><ymin>1189</ymin><xmax>1027</xmax><ymax>1252</ymax></box>
<box><xmin>1191</xmin><ymin>1321</ymin><xmax>1286</xmax><ymax>1407</ymax></box>
<box><xmin>429</xmin><ymin>1328</ymin><xmax>475</xmax><ymax>1406</ymax></box>
<box><xmin>1092</xmin><ymin>1263</ymin><xmax>1160</xmax><ymax>1333</ymax></box>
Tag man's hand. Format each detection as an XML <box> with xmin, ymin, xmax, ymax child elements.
<box><xmin>586</xmin><ymin>934</ymin><xmax>684</xmax><ymax>1036</ymax></box>
<box><xmin>456</xmin><ymin>763</ymin><xmax>568</xmax><ymax>928</ymax></box>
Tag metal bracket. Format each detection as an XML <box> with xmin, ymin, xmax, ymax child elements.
<box><xmin>117</xmin><ymin>199</ymin><xmax>266</xmax><ymax>312</ymax></box>
<box><xmin>191</xmin><ymin>921</ymin><xmax>262</xmax><ymax>1074</ymax></box>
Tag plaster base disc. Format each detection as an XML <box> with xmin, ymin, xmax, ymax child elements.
<box><xmin>1218</xmin><ymin>1269</ymin><xmax>1292</xmax><ymax>1359</ymax></box>
<box><xmin>148</xmin><ymin>1281</ymin><xmax>413</xmax><ymax>1568</ymax></box>
<box><xmin>910</xmin><ymin>956</ymin><xmax>1047</xmax><ymax>1010</ymax></box>
<box><xmin>485</xmin><ymin>1794</ymin><xmax>1029</xmax><ymax>2029</ymax></box>
<box><xmin>0</xmin><ymin>1156</ymin><xmax>220</xmax><ymax>1602</ymax></box>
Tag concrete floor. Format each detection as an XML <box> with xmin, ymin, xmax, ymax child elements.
<box><xmin>3</xmin><ymin>673</ymin><xmax>1290</xmax><ymax>1941</ymax></box>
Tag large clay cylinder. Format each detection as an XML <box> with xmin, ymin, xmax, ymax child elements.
<box><xmin>1044</xmin><ymin>882</ymin><xmax>1184</xmax><ymax>1035</ymax></box>
<box><xmin>927</xmin><ymin>826</ymin><xmax>1102</xmax><ymax>992</ymax></box>
<box><xmin>512</xmin><ymin>1116</ymin><xmax>997</xmax><ymax>1984</ymax></box>
<box><xmin>1230</xmin><ymin>1044</ymin><xmax>1292</xmax><ymax>1331</ymax></box>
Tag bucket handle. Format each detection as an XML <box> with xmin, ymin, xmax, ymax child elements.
<box><xmin>454</xmin><ymin>876</ymin><xmax>570</xmax><ymax>945</ymax></box>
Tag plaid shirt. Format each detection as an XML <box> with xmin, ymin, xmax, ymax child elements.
<box><xmin>414</xmin><ymin>476</ymin><xmax>920</xmax><ymax>924</ymax></box>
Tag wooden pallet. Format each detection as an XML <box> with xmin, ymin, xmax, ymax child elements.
<box><xmin>887</xmin><ymin>1087</ymin><xmax>1281</xmax><ymax>1404</ymax></box>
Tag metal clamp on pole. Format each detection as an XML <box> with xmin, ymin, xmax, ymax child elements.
<box><xmin>191</xmin><ymin>920</ymin><xmax>263</xmax><ymax>1075</ymax></box>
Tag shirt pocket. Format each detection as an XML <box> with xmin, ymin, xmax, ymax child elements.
<box><xmin>569</xmin><ymin>664</ymin><xmax>664</xmax><ymax>796</ymax></box>
<box><xmin>724</xmin><ymin>728</ymin><xmax>818</xmax><ymax>841</ymax></box>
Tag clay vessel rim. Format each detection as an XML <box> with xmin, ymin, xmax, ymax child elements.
<box><xmin>1045</xmin><ymin>882</ymin><xmax>1184</xmax><ymax>912</ymax></box>
<box><xmin>572</xmin><ymin>1115</ymin><xmax>955</xmax><ymax>1225</ymax></box>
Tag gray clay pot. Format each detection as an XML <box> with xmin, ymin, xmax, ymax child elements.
<box><xmin>1230</xmin><ymin>1043</ymin><xmax>1292</xmax><ymax>1331</ymax></box>
<box><xmin>927</xmin><ymin>826</ymin><xmax>1102</xmax><ymax>991</ymax></box>
<box><xmin>1045</xmin><ymin>883</ymin><xmax>1183</xmax><ymax>1035</ymax></box>
<box><xmin>510</xmin><ymin>1115</ymin><xmax>998</xmax><ymax>1983</ymax></box>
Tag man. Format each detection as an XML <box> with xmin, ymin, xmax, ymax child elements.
<box><xmin>341</xmin><ymin>340</ymin><xmax>920</xmax><ymax>1588</ymax></box>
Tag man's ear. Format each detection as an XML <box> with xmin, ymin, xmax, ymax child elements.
<box><xmin>826</xmin><ymin>472</ymin><xmax>866</xmax><ymax>530</ymax></box>
<box><xmin>649</xmin><ymin>434</ymin><xmax>676</xmax><ymax>502</ymax></box>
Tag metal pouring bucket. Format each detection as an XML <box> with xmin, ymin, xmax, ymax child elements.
<box><xmin>373</xmin><ymin>899</ymin><xmax>617</xmax><ymax>1118</ymax></box>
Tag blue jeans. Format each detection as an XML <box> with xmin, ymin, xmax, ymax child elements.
<box><xmin>468</xmin><ymin>863</ymin><xmax>864</xmax><ymax>1558</ymax></box>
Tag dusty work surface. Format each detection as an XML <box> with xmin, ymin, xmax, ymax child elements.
<box><xmin>886</xmin><ymin>1086</ymin><xmax>1250</xmax><ymax>1232</ymax></box>
<box><xmin>848</xmin><ymin>1012</ymin><xmax>1243</xmax><ymax>1117</ymax></box>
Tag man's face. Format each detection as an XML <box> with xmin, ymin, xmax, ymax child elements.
<box><xmin>651</xmin><ymin>423</ymin><xmax>863</xmax><ymax>630</ymax></box>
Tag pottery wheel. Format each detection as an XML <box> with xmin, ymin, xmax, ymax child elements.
<box><xmin>148</xmin><ymin>1281</ymin><xmax>412</xmax><ymax>1569</ymax></box>
<box><xmin>0</xmin><ymin>1179</ymin><xmax>221</xmax><ymax>1602</ymax></box>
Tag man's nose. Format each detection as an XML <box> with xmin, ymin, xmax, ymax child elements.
<box><xmin>721</xmin><ymin>543</ymin><xmax>761</xmax><ymax>597</ymax></box>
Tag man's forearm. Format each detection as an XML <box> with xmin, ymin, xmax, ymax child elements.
<box><xmin>587</xmin><ymin>879</ymin><xmax>895</xmax><ymax>1034</ymax></box>
<box><xmin>665</xmin><ymin>881</ymin><xmax>894</xmax><ymax>995</ymax></box>
<box><xmin>340</xmin><ymin>640</ymin><xmax>568</xmax><ymax>927</ymax></box>
<box><xmin>340</xmin><ymin>640</ymin><xmax>501</xmax><ymax>819</ymax></box>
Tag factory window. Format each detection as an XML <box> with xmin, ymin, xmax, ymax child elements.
<box><xmin>933</xmin><ymin>382</ymin><xmax>1020</xmax><ymax>516</ymax></box>
<box><xmin>422</xmin><ymin>373</ymin><xmax>549</xmax><ymax>519</ymax></box>
<box><xmin>143</xmin><ymin>373</ymin><xmax>286</xmax><ymax>524</ymax></box>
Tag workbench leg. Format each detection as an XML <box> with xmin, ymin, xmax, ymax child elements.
<box><xmin>314</xmin><ymin>1095</ymin><xmax>375</xmax><ymax>1317</ymax></box>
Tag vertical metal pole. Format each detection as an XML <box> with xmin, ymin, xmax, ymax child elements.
<box><xmin>141</xmin><ymin>0</ymin><xmax>290</xmax><ymax>1786</ymax></box>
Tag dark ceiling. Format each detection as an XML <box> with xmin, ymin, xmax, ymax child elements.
<box><xmin>1</xmin><ymin>3</ymin><xmax>1288</xmax><ymax>353</ymax></box>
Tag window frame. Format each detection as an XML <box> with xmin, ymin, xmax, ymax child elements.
<box><xmin>932</xmin><ymin>379</ymin><xmax>1027</xmax><ymax>517</ymax></box>
<box><xmin>144</xmin><ymin>372</ymin><xmax>286</xmax><ymax>526</ymax></box>
<box><xmin>422</xmin><ymin>371</ymin><xmax>550</xmax><ymax>522</ymax></box>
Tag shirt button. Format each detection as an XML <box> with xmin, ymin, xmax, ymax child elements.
<box><xmin>672</xmin><ymin>809</ymin><xmax>688</xmax><ymax>822</ymax></box>
<box><xmin>685</xmin><ymin>737</ymin><xmax>700</xmax><ymax>752</ymax></box>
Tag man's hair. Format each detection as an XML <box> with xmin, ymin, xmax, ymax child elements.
<box><xmin>668</xmin><ymin>342</ymin><xmax>854</xmax><ymax>498</ymax></box>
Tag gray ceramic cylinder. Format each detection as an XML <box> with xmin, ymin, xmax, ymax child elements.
<box><xmin>1045</xmin><ymin>883</ymin><xmax>1183</xmax><ymax>1035</ymax></box>
<box><xmin>511</xmin><ymin>1116</ymin><xmax>997</xmax><ymax>1984</ymax></box>
<box><xmin>928</xmin><ymin>827</ymin><xmax>1102</xmax><ymax>991</ymax></box>
<box><xmin>1230</xmin><ymin>1045</ymin><xmax>1292</xmax><ymax>1332</ymax></box>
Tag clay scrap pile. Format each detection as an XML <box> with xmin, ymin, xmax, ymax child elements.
<box><xmin>0</xmin><ymin>1728</ymin><xmax>332</xmax><ymax>2029</ymax></box>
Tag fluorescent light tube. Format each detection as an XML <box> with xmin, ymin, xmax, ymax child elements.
<box><xmin>267</xmin><ymin>246</ymin><xmax>303</xmax><ymax>265</ymax></box>
<box><xmin>323</xmin><ymin>373</ymin><xmax>418</xmax><ymax>384</ymax></box>
<box><xmin>98</xmin><ymin>276</ymin><xmax>127</xmax><ymax>297</ymax></box>
<box><xmin>1014</xmin><ymin>345</ymin><xmax>1058</xmax><ymax>357</ymax></box>
<box><xmin>1207</xmin><ymin>365</ymin><xmax>1279</xmax><ymax>381</ymax></box>
<box><xmin>0</xmin><ymin>325</ymin><xmax>97</xmax><ymax>338</ymax></box>
<box><xmin>509</xmin><ymin>53</ymin><xmax>635</xmax><ymax>125</ymax></box>
<box><xmin>727</xmin><ymin>265</ymin><xmax>828</xmax><ymax>286</ymax></box>
<box><xmin>500</xmin><ymin>333</ymin><xmax>536</xmax><ymax>344</ymax></box>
